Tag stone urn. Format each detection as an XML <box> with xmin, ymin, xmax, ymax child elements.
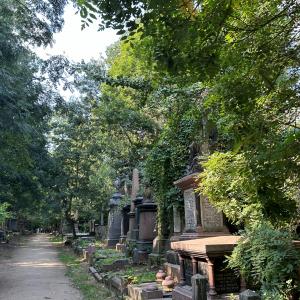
<box><xmin>162</xmin><ymin>276</ymin><xmax>174</xmax><ymax>292</ymax></box>
<box><xmin>156</xmin><ymin>270</ymin><xmax>166</xmax><ymax>283</ymax></box>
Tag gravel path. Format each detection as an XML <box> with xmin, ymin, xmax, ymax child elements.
<box><xmin>0</xmin><ymin>234</ymin><xmax>82</xmax><ymax>300</ymax></box>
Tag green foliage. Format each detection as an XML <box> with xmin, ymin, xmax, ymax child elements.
<box><xmin>0</xmin><ymin>203</ymin><xmax>10</xmax><ymax>224</ymax></box>
<box><xmin>199</xmin><ymin>151</ymin><xmax>298</xmax><ymax>226</ymax></box>
<box><xmin>0</xmin><ymin>0</ymin><xmax>67</xmax><ymax>226</ymax></box>
<box><xmin>58</xmin><ymin>249</ymin><xmax>112</xmax><ymax>300</ymax></box>
<box><xmin>228</xmin><ymin>223</ymin><xmax>300</xmax><ymax>299</ymax></box>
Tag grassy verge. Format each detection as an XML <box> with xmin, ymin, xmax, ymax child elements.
<box><xmin>57</xmin><ymin>246</ymin><xmax>113</xmax><ymax>300</ymax></box>
<box><xmin>49</xmin><ymin>235</ymin><xmax>63</xmax><ymax>243</ymax></box>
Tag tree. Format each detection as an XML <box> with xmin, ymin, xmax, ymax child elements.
<box><xmin>78</xmin><ymin>0</ymin><xmax>300</xmax><ymax>295</ymax></box>
<box><xmin>0</xmin><ymin>0</ymin><xmax>67</xmax><ymax>226</ymax></box>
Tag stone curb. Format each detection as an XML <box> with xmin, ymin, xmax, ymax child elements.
<box><xmin>89</xmin><ymin>266</ymin><xmax>102</xmax><ymax>282</ymax></box>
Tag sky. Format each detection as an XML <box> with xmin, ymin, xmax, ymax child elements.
<box><xmin>35</xmin><ymin>4</ymin><xmax>119</xmax><ymax>62</ymax></box>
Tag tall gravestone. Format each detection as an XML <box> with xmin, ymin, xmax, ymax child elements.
<box><xmin>106</xmin><ymin>179</ymin><xmax>122</xmax><ymax>248</ymax></box>
<box><xmin>133</xmin><ymin>188</ymin><xmax>157</xmax><ymax>263</ymax></box>
<box><xmin>127</xmin><ymin>169</ymin><xmax>140</xmax><ymax>243</ymax></box>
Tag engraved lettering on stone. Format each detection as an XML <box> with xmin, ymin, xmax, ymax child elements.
<box><xmin>184</xmin><ymin>188</ymin><xmax>197</xmax><ymax>231</ymax></box>
<box><xmin>200</xmin><ymin>195</ymin><xmax>223</xmax><ymax>231</ymax></box>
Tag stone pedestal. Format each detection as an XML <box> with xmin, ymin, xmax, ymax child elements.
<box><xmin>106</xmin><ymin>191</ymin><xmax>122</xmax><ymax>248</ymax></box>
<box><xmin>148</xmin><ymin>237</ymin><xmax>170</xmax><ymax>266</ymax></box>
<box><xmin>133</xmin><ymin>201</ymin><xmax>157</xmax><ymax>263</ymax></box>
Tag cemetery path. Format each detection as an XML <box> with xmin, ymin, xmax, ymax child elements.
<box><xmin>0</xmin><ymin>234</ymin><xmax>82</xmax><ymax>300</ymax></box>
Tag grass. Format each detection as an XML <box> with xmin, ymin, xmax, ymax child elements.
<box><xmin>57</xmin><ymin>247</ymin><xmax>113</xmax><ymax>300</ymax></box>
<box><xmin>107</xmin><ymin>266</ymin><xmax>156</xmax><ymax>285</ymax></box>
<box><xmin>49</xmin><ymin>235</ymin><xmax>63</xmax><ymax>243</ymax></box>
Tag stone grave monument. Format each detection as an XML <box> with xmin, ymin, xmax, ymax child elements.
<box><xmin>106</xmin><ymin>178</ymin><xmax>123</xmax><ymax>248</ymax></box>
<box><xmin>171</xmin><ymin>236</ymin><xmax>244</xmax><ymax>299</ymax></box>
<box><xmin>127</xmin><ymin>168</ymin><xmax>140</xmax><ymax>243</ymax></box>
<box><xmin>173</xmin><ymin>172</ymin><xmax>229</xmax><ymax>241</ymax></box>
<box><xmin>133</xmin><ymin>187</ymin><xmax>157</xmax><ymax>263</ymax></box>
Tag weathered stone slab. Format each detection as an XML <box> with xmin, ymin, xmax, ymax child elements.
<box><xmin>184</xmin><ymin>188</ymin><xmax>198</xmax><ymax>232</ymax></box>
<box><xmin>200</xmin><ymin>196</ymin><xmax>223</xmax><ymax>232</ymax></box>
<box><xmin>239</xmin><ymin>290</ymin><xmax>260</xmax><ymax>300</ymax></box>
<box><xmin>164</xmin><ymin>262</ymin><xmax>180</xmax><ymax>283</ymax></box>
<box><xmin>172</xmin><ymin>285</ymin><xmax>193</xmax><ymax>300</ymax></box>
<box><xmin>100</xmin><ymin>258</ymin><xmax>130</xmax><ymax>272</ymax></box>
<box><xmin>173</xmin><ymin>206</ymin><xmax>182</xmax><ymax>234</ymax></box>
<box><xmin>128</xmin><ymin>283</ymin><xmax>163</xmax><ymax>300</ymax></box>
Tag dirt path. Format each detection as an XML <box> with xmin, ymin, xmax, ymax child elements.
<box><xmin>0</xmin><ymin>234</ymin><xmax>82</xmax><ymax>300</ymax></box>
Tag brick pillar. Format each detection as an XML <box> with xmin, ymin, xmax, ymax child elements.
<box><xmin>179</xmin><ymin>254</ymin><xmax>186</xmax><ymax>285</ymax></box>
<box><xmin>206</xmin><ymin>258</ymin><xmax>217</xmax><ymax>296</ymax></box>
<box><xmin>192</xmin><ymin>256</ymin><xmax>198</xmax><ymax>275</ymax></box>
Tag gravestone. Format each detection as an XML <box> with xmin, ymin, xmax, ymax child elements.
<box><xmin>106</xmin><ymin>179</ymin><xmax>122</xmax><ymax>248</ymax></box>
<box><xmin>134</xmin><ymin>199</ymin><xmax>157</xmax><ymax>262</ymax></box>
<box><xmin>127</xmin><ymin>168</ymin><xmax>140</xmax><ymax>242</ymax></box>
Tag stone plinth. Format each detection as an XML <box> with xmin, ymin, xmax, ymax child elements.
<box><xmin>127</xmin><ymin>283</ymin><xmax>163</xmax><ymax>300</ymax></box>
<box><xmin>106</xmin><ymin>191</ymin><xmax>122</xmax><ymax>248</ymax></box>
<box><xmin>134</xmin><ymin>202</ymin><xmax>157</xmax><ymax>263</ymax></box>
<box><xmin>172</xmin><ymin>285</ymin><xmax>193</xmax><ymax>300</ymax></box>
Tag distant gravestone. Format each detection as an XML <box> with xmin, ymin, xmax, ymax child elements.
<box><xmin>239</xmin><ymin>289</ymin><xmax>260</xmax><ymax>300</ymax></box>
<box><xmin>106</xmin><ymin>179</ymin><xmax>122</xmax><ymax>247</ymax></box>
<box><xmin>127</xmin><ymin>168</ymin><xmax>140</xmax><ymax>241</ymax></box>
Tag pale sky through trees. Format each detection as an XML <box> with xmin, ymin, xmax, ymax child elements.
<box><xmin>35</xmin><ymin>4</ymin><xmax>118</xmax><ymax>62</ymax></box>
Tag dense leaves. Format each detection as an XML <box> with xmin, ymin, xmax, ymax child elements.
<box><xmin>0</xmin><ymin>0</ymin><xmax>67</xmax><ymax>225</ymax></box>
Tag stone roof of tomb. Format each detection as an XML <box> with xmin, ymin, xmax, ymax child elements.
<box><xmin>171</xmin><ymin>235</ymin><xmax>241</xmax><ymax>258</ymax></box>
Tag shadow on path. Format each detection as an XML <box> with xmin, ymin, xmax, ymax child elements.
<box><xmin>0</xmin><ymin>234</ymin><xmax>82</xmax><ymax>300</ymax></box>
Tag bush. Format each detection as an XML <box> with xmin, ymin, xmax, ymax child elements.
<box><xmin>228</xmin><ymin>223</ymin><xmax>300</xmax><ymax>299</ymax></box>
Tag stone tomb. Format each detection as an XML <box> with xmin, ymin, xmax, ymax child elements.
<box><xmin>171</xmin><ymin>235</ymin><xmax>244</xmax><ymax>298</ymax></box>
<box><xmin>173</xmin><ymin>173</ymin><xmax>229</xmax><ymax>240</ymax></box>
